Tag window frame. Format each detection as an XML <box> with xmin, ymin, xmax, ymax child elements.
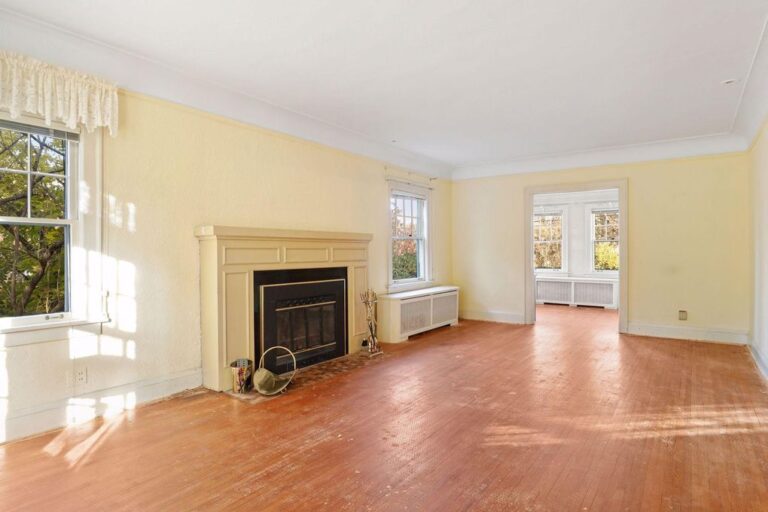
<box><xmin>590</xmin><ymin>207</ymin><xmax>620</xmax><ymax>274</ymax></box>
<box><xmin>533</xmin><ymin>208</ymin><xmax>567</xmax><ymax>273</ymax></box>
<box><xmin>0</xmin><ymin>113</ymin><xmax>103</xmax><ymax>334</ymax></box>
<box><xmin>388</xmin><ymin>181</ymin><xmax>432</xmax><ymax>291</ymax></box>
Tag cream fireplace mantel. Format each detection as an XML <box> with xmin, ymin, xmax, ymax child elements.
<box><xmin>195</xmin><ymin>225</ymin><xmax>373</xmax><ymax>391</ymax></box>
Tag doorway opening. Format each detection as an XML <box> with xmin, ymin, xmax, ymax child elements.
<box><xmin>524</xmin><ymin>181</ymin><xmax>628</xmax><ymax>332</ymax></box>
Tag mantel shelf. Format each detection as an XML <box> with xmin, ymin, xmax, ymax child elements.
<box><xmin>194</xmin><ymin>225</ymin><xmax>373</xmax><ymax>242</ymax></box>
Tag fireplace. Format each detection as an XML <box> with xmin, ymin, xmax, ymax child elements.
<box><xmin>195</xmin><ymin>225</ymin><xmax>371</xmax><ymax>391</ymax></box>
<box><xmin>255</xmin><ymin>267</ymin><xmax>347</xmax><ymax>374</ymax></box>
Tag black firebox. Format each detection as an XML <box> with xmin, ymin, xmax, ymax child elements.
<box><xmin>255</xmin><ymin>268</ymin><xmax>347</xmax><ymax>374</ymax></box>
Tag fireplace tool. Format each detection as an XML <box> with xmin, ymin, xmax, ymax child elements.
<box><xmin>360</xmin><ymin>289</ymin><xmax>383</xmax><ymax>357</ymax></box>
<box><xmin>253</xmin><ymin>345</ymin><xmax>298</xmax><ymax>396</ymax></box>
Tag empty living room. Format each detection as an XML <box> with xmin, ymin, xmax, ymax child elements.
<box><xmin>2</xmin><ymin>1</ymin><xmax>768</xmax><ymax>510</ymax></box>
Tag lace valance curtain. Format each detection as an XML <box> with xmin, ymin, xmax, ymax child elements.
<box><xmin>0</xmin><ymin>51</ymin><xmax>118</xmax><ymax>136</ymax></box>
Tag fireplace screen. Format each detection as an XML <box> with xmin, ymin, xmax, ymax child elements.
<box><xmin>275</xmin><ymin>294</ymin><xmax>337</xmax><ymax>352</ymax></box>
<box><xmin>260</xmin><ymin>276</ymin><xmax>346</xmax><ymax>373</ymax></box>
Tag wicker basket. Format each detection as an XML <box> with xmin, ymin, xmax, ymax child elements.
<box><xmin>252</xmin><ymin>346</ymin><xmax>298</xmax><ymax>396</ymax></box>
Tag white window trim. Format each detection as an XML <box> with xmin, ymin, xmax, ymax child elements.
<box><xmin>387</xmin><ymin>180</ymin><xmax>433</xmax><ymax>293</ymax></box>
<box><xmin>533</xmin><ymin>207</ymin><xmax>568</xmax><ymax>274</ymax></box>
<box><xmin>0</xmin><ymin>112</ymin><xmax>106</xmax><ymax>336</ymax></box>
<box><xmin>589</xmin><ymin>207</ymin><xmax>620</xmax><ymax>275</ymax></box>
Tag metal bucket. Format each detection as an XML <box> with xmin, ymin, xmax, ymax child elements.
<box><xmin>229</xmin><ymin>358</ymin><xmax>253</xmax><ymax>393</ymax></box>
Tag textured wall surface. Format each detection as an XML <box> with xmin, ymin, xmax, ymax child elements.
<box><xmin>1</xmin><ymin>91</ymin><xmax>453</xmax><ymax>441</ymax></box>
<box><xmin>452</xmin><ymin>153</ymin><xmax>753</xmax><ymax>337</ymax></box>
<box><xmin>751</xmin><ymin>123</ymin><xmax>768</xmax><ymax>373</ymax></box>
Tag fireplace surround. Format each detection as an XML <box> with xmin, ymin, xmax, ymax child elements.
<box><xmin>255</xmin><ymin>267</ymin><xmax>348</xmax><ymax>374</ymax></box>
<box><xmin>195</xmin><ymin>225</ymin><xmax>372</xmax><ymax>391</ymax></box>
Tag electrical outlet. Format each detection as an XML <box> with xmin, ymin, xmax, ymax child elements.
<box><xmin>75</xmin><ymin>367</ymin><xmax>88</xmax><ymax>385</ymax></box>
<box><xmin>678</xmin><ymin>310</ymin><xmax>688</xmax><ymax>321</ymax></box>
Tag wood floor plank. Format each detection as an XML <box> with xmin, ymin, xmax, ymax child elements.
<box><xmin>1</xmin><ymin>305</ymin><xmax>767</xmax><ymax>511</ymax></box>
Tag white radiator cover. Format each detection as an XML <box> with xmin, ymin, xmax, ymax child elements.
<box><xmin>378</xmin><ymin>286</ymin><xmax>459</xmax><ymax>342</ymax></box>
<box><xmin>400</xmin><ymin>298</ymin><xmax>432</xmax><ymax>333</ymax></box>
<box><xmin>536</xmin><ymin>276</ymin><xmax>618</xmax><ymax>308</ymax></box>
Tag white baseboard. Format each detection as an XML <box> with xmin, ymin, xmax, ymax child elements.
<box><xmin>751</xmin><ymin>346</ymin><xmax>768</xmax><ymax>380</ymax></box>
<box><xmin>460</xmin><ymin>310</ymin><xmax>526</xmax><ymax>324</ymax></box>
<box><xmin>2</xmin><ymin>368</ymin><xmax>202</xmax><ymax>444</ymax></box>
<box><xmin>626</xmin><ymin>323</ymin><xmax>749</xmax><ymax>345</ymax></box>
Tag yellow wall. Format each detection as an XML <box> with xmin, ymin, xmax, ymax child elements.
<box><xmin>3</xmin><ymin>88</ymin><xmax>761</xmax><ymax>442</ymax></box>
<box><xmin>452</xmin><ymin>154</ymin><xmax>753</xmax><ymax>338</ymax></box>
<box><xmin>1</xmin><ymin>91</ymin><xmax>453</xmax><ymax>442</ymax></box>
<box><xmin>104</xmin><ymin>90</ymin><xmax>453</xmax><ymax>373</ymax></box>
<box><xmin>751</xmin><ymin>122</ymin><xmax>768</xmax><ymax>367</ymax></box>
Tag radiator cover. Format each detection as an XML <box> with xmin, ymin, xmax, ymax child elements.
<box><xmin>378</xmin><ymin>286</ymin><xmax>460</xmax><ymax>342</ymax></box>
<box><xmin>536</xmin><ymin>277</ymin><xmax>618</xmax><ymax>308</ymax></box>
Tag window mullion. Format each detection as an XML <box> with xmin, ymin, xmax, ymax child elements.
<box><xmin>26</xmin><ymin>135</ymin><xmax>31</xmax><ymax>218</ymax></box>
<box><xmin>0</xmin><ymin>217</ymin><xmax>72</xmax><ymax>227</ymax></box>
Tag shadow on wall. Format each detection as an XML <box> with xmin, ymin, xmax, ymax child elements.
<box><xmin>0</xmin><ymin>197</ymin><xmax>144</xmax><ymax>444</ymax></box>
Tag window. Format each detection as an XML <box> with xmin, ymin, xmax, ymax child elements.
<box><xmin>592</xmin><ymin>210</ymin><xmax>619</xmax><ymax>271</ymax></box>
<box><xmin>533</xmin><ymin>213</ymin><xmax>564</xmax><ymax>271</ymax></box>
<box><xmin>390</xmin><ymin>187</ymin><xmax>428</xmax><ymax>284</ymax></box>
<box><xmin>0</xmin><ymin>120</ymin><xmax>78</xmax><ymax>318</ymax></box>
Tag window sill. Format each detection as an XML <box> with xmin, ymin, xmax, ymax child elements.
<box><xmin>535</xmin><ymin>274</ymin><xmax>618</xmax><ymax>283</ymax></box>
<box><xmin>0</xmin><ymin>317</ymin><xmax>108</xmax><ymax>347</ymax></box>
<box><xmin>387</xmin><ymin>280</ymin><xmax>435</xmax><ymax>294</ymax></box>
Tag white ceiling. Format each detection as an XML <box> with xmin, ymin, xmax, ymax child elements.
<box><xmin>1</xmin><ymin>1</ymin><xmax>767</xmax><ymax>179</ymax></box>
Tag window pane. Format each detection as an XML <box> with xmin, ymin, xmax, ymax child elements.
<box><xmin>392</xmin><ymin>239</ymin><xmax>418</xmax><ymax>280</ymax></box>
<box><xmin>390</xmin><ymin>198</ymin><xmax>399</xmax><ymax>232</ymax></box>
<box><xmin>416</xmin><ymin>239</ymin><xmax>424</xmax><ymax>279</ymax></box>
<box><xmin>539</xmin><ymin>223</ymin><xmax>551</xmax><ymax>240</ymax></box>
<box><xmin>405</xmin><ymin>217</ymin><xmax>415</xmax><ymax>237</ymax></box>
<box><xmin>534</xmin><ymin>242</ymin><xmax>562</xmax><ymax>270</ymax></box>
<box><xmin>30</xmin><ymin>135</ymin><xmax>66</xmax><ymax>174</ymax></box>
<box><xmin>594</xmin><ymin>241</ymin><xmax>619</xmax><ymax>271</ymax></box>
<box><xmin>0</xmin><ymin>171</ymin><xmax>28</xmax><ymax>217</ymax></box>
<box><xmin>593</xmin><ymin>211</ymin><xmax>619</xmax><ymax>241</ymax></box>
<box><xmin>0</xmin><ymin>224</ymin><xmax>67</xmax><ymax>317</ymax></box>
<box><xmin>0</xmin><ymin>129</ymin><xmax>28</xmax><ymax>171</ymax></box>
<box><xmin>31</xmin><ymin>176</ymin><xmax>66</xmax><ymax>219</ymax></box>
<box><xmin>596</xmin><ymin>226</ymin><xmax>607</xmax><ymax>240</ymax></box>
<box><xmin>413</xmin><ymin>199</ymin><xmax>424</xmax><ymax>237</ymax></box>
<box><xmin>395</xmin><ymin>215</ymin><xmax>409</xmax><ymax>237</ymax></box>
<box><xmin>551</xmin><ymin>220</ymin><xmax>561</xmax><ymax>239</ymax></box>
<box><xmin>534</xmin><ymin>214</ymin><xmax>562</xmax><ymax>242</ymax></box>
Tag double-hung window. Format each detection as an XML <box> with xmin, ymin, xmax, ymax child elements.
<box><xmin>390</xmin><ymin>186</ymin><xmax>429</xmax><ymax>285</ymax></box>
<box><xmin>0</xmin><ymin>120</ymin><xmax>78</xmax><ymax>321</ymax></box>
<box><xmin>533</xmin><ymin>212</ymin><xmax>564</xmax><ymax>271</ymax></box>
<box><xmin>592</xmin><ymin>209</ymin><xmax>619</xmax><ymax>272</ymax></box>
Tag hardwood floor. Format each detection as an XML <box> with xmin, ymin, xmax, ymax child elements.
<box><xmin>2</xmin><ymin>305</ymin><xmax>767</xmax><ymax>511</ymax></box>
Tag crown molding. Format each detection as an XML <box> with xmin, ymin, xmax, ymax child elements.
<box><xmin>3</xmin><ymin>8</ymin><xmax>766</xmax><ymax>183</ymax></box>
<box><xmin>452</xmin><ymin>15</ymin><xmax>768</xmax><ymax>181</ymax></box>
<box><xmin>451</xmin><ymin>133</ymin><xmax>749</xmax><ymax>180</ymax></box>
<box><xmin>0</xmin><ymin>9</ymin><xmax>453</xmax><ymax>178</ymax></box>
<box><xmin>733</xmin><ymin>16</ymin><xmax>768</xmax><ymax>148</ymax></box>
